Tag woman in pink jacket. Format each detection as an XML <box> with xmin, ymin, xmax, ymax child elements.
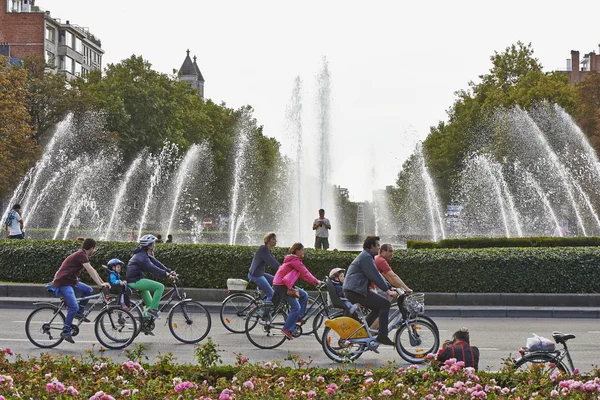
<box><xmin>272</xmin><ymin>242</ymin><xmax>320</xmax><ymax>340</ymax></box>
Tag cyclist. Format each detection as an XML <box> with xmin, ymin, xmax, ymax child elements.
<box><xmin>52</xmin><ymin>238</ymin><xmax>111</xmax><ymax>343</ymax></box>
<box><xmin>126</xmin><ymin>234</ymin><xmax>175</xmax><ymax>319</ymax></box>
<box><xmin>343</xmin><ymin>235</ymin><xmax>398</xmax><ymax>346</ymax></box>
<box><xmin>272</xmin><ymin>242</ymin><xmax>321</xmax><ymax>340</ymax></box>
<box><xmin>247</xmin><ymin>232</ymin><xmax>280</xmax><ymax>303</ymax></box>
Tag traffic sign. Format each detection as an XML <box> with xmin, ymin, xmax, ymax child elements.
<box><xmin>202</xmin><ymin>218</ymin><xmax>213</xmax><ymax>228</ymax></box>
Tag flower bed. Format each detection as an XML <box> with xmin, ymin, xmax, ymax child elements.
<box><xmin>1</xmin><ymin>347</ymin><xmax>600</xmax><ymax>399</ymax></box>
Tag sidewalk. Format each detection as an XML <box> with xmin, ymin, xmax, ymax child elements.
<box><xmin>3</xmin><ymin>283</ymin><xmax>600</xmax><ymax>317</ymax></box>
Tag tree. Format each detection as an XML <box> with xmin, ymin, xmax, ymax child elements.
<box><xmin>575</xmin><ymin>70</ymin><xmax>600</xmax><ymax>153</ymax></box>
<box><xmin>0</xmin><ymin>56</ymin><xmax>38</xmax><ymax>199</ymax></box>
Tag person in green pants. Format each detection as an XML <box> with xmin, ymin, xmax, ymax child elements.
<box><xmin>126</xmin><ymin>234</ymin><xmax>175</xmax><ymax>319</ymax></box>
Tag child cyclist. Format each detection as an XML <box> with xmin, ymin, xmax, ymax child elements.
<box><xmin>126</xmin><ymin>234</ymin><xmax>176</xmax><ymax>319</ymax></box>
<box><xmin>106</xmin><ymin>258</ymin><xmax>132</xmax><ymax>310</ymax></box>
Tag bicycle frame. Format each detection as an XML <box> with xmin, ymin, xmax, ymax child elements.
<box><xmin>34</xmin><ymin>292</ymin><xmax>108</xmax><ymax>323</ymax></box>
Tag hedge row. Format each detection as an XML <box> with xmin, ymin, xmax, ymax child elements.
<box><xmin>407</xmin><ymin>236</ymin><xmax>600</xmax><ymax>249</ymax></box>
<box><xmin>1</xmin><ymin>239</ymin><xmax>600</xmax><ymax>293</ymax></box>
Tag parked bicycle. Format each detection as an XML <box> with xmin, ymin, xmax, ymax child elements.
<box><xmin>121</xmin><ymin>274</ymin><xmax>211</xmax><ymax>344</ymax></box>
<box><xmin>513</xmin><ymin>331</ymin><xmax>576</xmax><ymax>374</ymax></box>
<box><xmin>321</xmin><ymin>290</ymin><xmax>440</xmax><ymax>363</ymax></box>
<box><xmin>244</xmin><ymin>281</ymin><xmax>339</xmax><ymax>349</ymax></box>
<box><xmin>25</xmin><ymin>287</ymin><xmax>137</xmax><ymax>350</ymax></box>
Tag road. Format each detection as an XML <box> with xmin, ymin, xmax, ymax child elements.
<box><xmin>2</xmin><ymin>308</ymin><xmax>598</xmax><ymax>372</ymax></box>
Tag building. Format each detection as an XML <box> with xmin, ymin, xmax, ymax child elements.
<box><xmin>565</xmin><ymin>47</ymin><xmax>600</xmax><ymax>85</ymax></box>
<box><xmin>178</xmin><ymin>49</ymin><xmax>205</xmax><ymax>99</ymax></box>
<box><xmin>0</xmin><ymin>0</ymin><xmax>103</xmax><ymax>79</ymax></box>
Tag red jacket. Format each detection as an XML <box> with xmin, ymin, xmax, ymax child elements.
<box><xmin>273</xmin><ymin>254</ymin><xmax>319</xmax><ymax>289</ymax></box>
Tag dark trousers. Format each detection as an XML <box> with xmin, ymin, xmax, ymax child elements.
<box><xmin>345</xmin><ymin>290</ymin><xmax>391</xmax><ymax>338</ymax></box>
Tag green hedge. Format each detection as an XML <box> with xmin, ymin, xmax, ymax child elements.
<box><xmin>407</xmin><ymin>236</ymin><xmax>600</xmax><ymax>249</ymax></box>
<box><xmin>2</xmin><ymin>239</ymin><xmax>600</xmax><ymax>293</ymax></box>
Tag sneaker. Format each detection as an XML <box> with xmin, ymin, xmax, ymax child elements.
<box><xmin>143</xmin><ymin>331</ymin><xmax>155</xmax><ymax>336</ymax></box>
<box><xmin>281</xmin><ymin>329</ymin><xmax>294</xmax><ymax>340</ymax></box>
<box><xmin>120</xmin><ymin>304</ymin><xmax>130</xmax><ymax>311</ymax></box>
<box><xmin>376</xmin><ymin>336</ymin><xmax>395</xmax><ymax>346</ymax></box>
<box><xmin>61</xmin><ymin>331</ymin><xmax>75</xmax><ymax>344</ymax></box>
<box><xmin>349</xmin><ymin>304</ymin><xmax>358</xmax><ymax>315</ymax></box>
<box><xmin>147</xmin><ymin>309</ymin><xmax>160</xmax><ymax>319</ymax></box>
<box><xmin>74</xmin><ymin>312</ymin><xmax>90</xmax><ymax>323</ymax></box>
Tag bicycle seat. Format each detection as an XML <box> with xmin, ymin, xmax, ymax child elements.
<box><xmin>325</xmin><ymin>278</ymin><xmax>352</xmax><ymax>315</ymax></box>
<box><xmin>552</xmin><ymin>332</ymin><xmax>576</xmax><ymax>344</ymax></box>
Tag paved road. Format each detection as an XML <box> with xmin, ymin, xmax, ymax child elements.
<box><xmin>2</xmin><ymin>308</ymin><xmax>598</xmax><ymax>372</ymax></box>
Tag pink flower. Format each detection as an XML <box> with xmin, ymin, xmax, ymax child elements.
<box><xmin>423</xmin><ymin>372</ymin><xmax>430</xmax><ymax>379</ymax></box>
<box><xmin>344</xmin><ymin>377</ymin><xmax>350</xmax><ymax>383</ymax></box>
<box><xmin>307</xmin><ymin>390</ymin><xmax>317</xmax><ymax>398</ymax></box>
<box><xmin>574</xmin><ymin>368</ymin><xmax>580</xmax><ymax>375</ymax></box>
<box><xmin>426</xmin><ymin>352</ymin><xmax>437</xmax><ymax>360</ymax></box>
<box><xmin>328</xmin><ymin>383</ymin><xmax>338</xmax><ymax>389</ymax></box>
<box><xmin>219</xmin><ymin>388</ymin><xmax>233</xmax><ymax>400</ymax></box>
<box><xmin>5</xmin><ymin>348</ymin><xmax>13</xmax><ymax>356</ymax></box>
<box><xmin>93</xmin><ymin>365</ymin><xmax>101</xmax><ymax>371</ymax></box>
<box><xmin>317</xmin><ymin>376</ymin><xmax>325</xmax><ymax>382</ymax></box>
<box><xmin>326</xmin><ymin>387</ymin><xmax>335</xmax><ymax>395</ymax></box>
<box><xmin>243</xmin><ymin>380</ymin><xmax>254</xmax><ymax>389</ymax></box>
<box><xmin>365</xmin><ymin>378</ymin><xmax>374</xmax><ymax>385</ymax></box>
<box><xmin>364</xmin><ymin>371</ymin><xmax>373</xmax><ymax>376</ymax></box>
<box><xmin>67</xmin><ymin>386</ymin><xmax>79</xmax><ymax>395</ymax></box>
<box><xmin>381</xmin><ymin>389</ymin><xmax>392</xmax><ymax>396</ymax></box>
<box><xmin>121</xmin><ymin>389</ymin><xmax>131</xmax><ymax>396</ymax></box>
<box><xmin>425</xmin><ymin>395</ymin><xmax>434</xmax><ymax>399</ymax></box>
<box><xmin>550</xmin><ymin>389</ymin><xmax>559</xmax><ymax>397</ymax></box>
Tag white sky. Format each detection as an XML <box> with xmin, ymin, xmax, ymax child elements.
<box><xmin>40</xmin><ymin>0</ymin><xmax>600</xmax><ymax>201</ymax></box>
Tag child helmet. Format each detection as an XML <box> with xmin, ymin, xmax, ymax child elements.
<box><xmin>329</xmin><ymin>267</ymin><xmax>346</xmax><ymax>279</ymax></box>
<box><xmin>107</xmin><ymin>258</ymin><xmax>123</xmax><ymax>268</ymax></box>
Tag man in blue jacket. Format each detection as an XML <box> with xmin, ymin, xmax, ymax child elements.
<box><xmin>343</xmin><ymin>236</ymin><xmax>398</xmax><ymax>346</ymax></box>
<box><xmin>248</xmin><ymin>232</ymin><xmax>280</xmax><ymax>302</ymax></box>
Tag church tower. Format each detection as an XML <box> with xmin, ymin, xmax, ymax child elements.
<box><xmin>178</xmin><ymin>49</ymin><xmax>205</xmax><ymax>99</ymax></box>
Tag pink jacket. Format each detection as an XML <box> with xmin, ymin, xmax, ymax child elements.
<box><xmin>273</xmin><ymin>254</ymin><xmax>319</xmax><ymax>289</ymax></box>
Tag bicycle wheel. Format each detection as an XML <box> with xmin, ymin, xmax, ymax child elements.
<box><xmin>312</xmin><ymin>308</ymin><xmax>344</xmax><ymax>343</ymax></box>
<box><xmin>321</xmin><ymin>326</ymin><xmax>365</xmax><ymax>363</ymax></box>
<box><xmin>94</xmin><ymin>307</ymin><xmax>137</xmax><ymax>350</ymax></box>
<box><xmin>110</xmin><ymin>299</ymin><xmax>144</xmax><ymax>337</ymax></box>
<box><xmin>245</xmin><ymin>304</ymin><xmax>288</xmax><ymax>349</ymax></box>
<box><xmin>220</xmin><ymin>293</ymin><xmax>256</xmax><ymax>334</ymax></box>
<box><xmin>169</xmin><ymin>300</ymin><xmax>212</xmax><ymax>344</ymax></box>
<box><xmin>25</xmin><ymin>305</ymin><xmax>65</xmax><ymax>348</ymax></box>
<box><xmin>395</xmin><ymin>318</ymin><xmax>439</xmax><ymax>363</ymax></box>
<box><xmin>514</xmin><ymin>353</ymin><xmax>568</xmax><ymax>374</ymax></box>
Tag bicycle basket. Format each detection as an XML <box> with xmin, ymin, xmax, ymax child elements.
<box><xmin>404</xmin><ymin>293</ymin><xmax>425</xmax><ymax>317</ymax></box>
<box><xmin>227</xmin><ymin>278</ymin><xmax>248</xmax><ymax>291</ymax></box>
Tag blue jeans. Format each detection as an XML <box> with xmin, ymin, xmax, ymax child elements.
<box><xmin>283</xmin><ymin>287</ymin><xmax>308</xmax><ymax>331</ymax></box>
<box><xmin>57</xmin><ymin>282</ymin><xmax>93</xmax><ymax>332</ymax></box>
<box><xmin>248</xmin><ymin>273</ymin><xmax>274</xmax><ymax>302</ymax></box>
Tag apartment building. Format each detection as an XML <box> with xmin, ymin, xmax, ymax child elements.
<box><xmin>565</xmin><ymin>48</ymin><xmax>600</xmax><ymax>85</ymax></box>
<box><xmin>0</xmin><ymin>0</ymin><xmax>104</xmax><ymax>78</ymax></box>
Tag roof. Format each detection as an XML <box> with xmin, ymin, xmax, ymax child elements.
<box><xmin>193</xmin><ymin>56</ymin><xmax>205</xmax><ymax>82</ymax></box>
<box><xmin>178</xmin><ymin>50</ymin><xmax>205</xmax><ymax>82</ymax></box>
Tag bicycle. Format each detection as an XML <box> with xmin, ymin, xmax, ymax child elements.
<box><xmin>244</xmin><ymin>281</ymin><xmax>339</xmax><ymax>349</ymax></box>
<box><xmin>321</xmin><ymin>291</ymin><xmax>440</xmax><ymax>363</ymax></box>
<box><xmin>123</xmin><ymin>275</ymin><xmax>211</xmax><ymax>344</ymax></box>
<box><xmin>222</xmin><ymin>278</ymin><xmax>343</xmax><ymax>341</ymax></box>
<box><xmin>25</xmin><ymin>287</ymin><xmax>137</xmax><ymax>350</ymax></box>
<box><xmin>513</xmin><ymin>331</ymin><xmax>576</xmax><ymax>374</ymax></box>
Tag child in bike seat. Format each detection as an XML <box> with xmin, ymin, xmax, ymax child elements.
<box><xmin>328</xmin><ymin>268</ymin><xmax>357</xmax><ymax>315</ymax></box>
<box><xmin>106</xmin><ymin>258</ymin><xmax>132</xmax><ymax>310</ymax></box>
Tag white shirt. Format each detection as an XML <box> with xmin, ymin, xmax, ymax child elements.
<box><xmin>5</xmin><ymin>210</ymin><xmax>22</xmax><ymax>236</ymax></box>
<box><xmin>314</xmin><ymin>217</ymin><xmax>330</xmax><ymax>238</ymax></box>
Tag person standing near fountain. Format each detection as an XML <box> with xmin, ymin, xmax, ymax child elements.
<box><xmin>165</xmin><ymin>234</ymin><xmax>173</xmax><ymax>243</ymax></box>
<box><xmin>4</xmin><ymin>204</ymin><xmax>24</xmax><ymax>239</ymax></box>
<box><xmin>312</xmin><ymin>209</ymin><xmax>331</xmax><ymax>250</ymax></box>
<box><xmin>248</xmin><ymin>232</ymin><xmax>280</xmax><ymax>303</ymax></box>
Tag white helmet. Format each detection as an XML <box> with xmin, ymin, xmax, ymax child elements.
<box><xmin>329</xmin><ymin>267</ymin><xmax>346</xmax><ymax>279</ymax></box>
<box><xmin>139</xmin><ymin>234</ymin><xmax>157</xmax><ymax>247</ymax></box>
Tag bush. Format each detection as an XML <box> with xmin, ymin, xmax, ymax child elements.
<box><xmin>407</xmin><ymin>236</ymin><xmax>600</xmax><ymax>249</ymax></box>
<box><xmin>2</xmin><ymin>239</ymin><xmax>600</xmax><ymax>293</ymax></box>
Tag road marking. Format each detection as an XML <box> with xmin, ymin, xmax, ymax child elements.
<box><xmin>587</xmin><ymin>331</ymin><xmax>600</xmax><ymax>333</ymax></box>
<box><xmin>479</xmin><ymin>348</ymin><xmax>500</xmax><ymax>351</ymax></box>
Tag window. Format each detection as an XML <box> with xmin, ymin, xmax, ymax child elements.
<box><xmin>75</xmin><ymin>37</ymin><xmax>83</xmax><ymax>54</ymax></box>
<box><xmin>45</xmin><ymin>51</ymin><xmax>55</xmax><ymax>66</ymax></box>
<box><xmin>74</xmin><ymin>62</ymin><xmax>82</xmax><ymax>77</ymax></box>
<box><xmin>45</xmin><ymin>27</ymin><xmax>55</xmax><ymax>42</ymax></box>
<box><xmin>65</xmin><ymin>31</ymin><xmax>73</xmax><ymax>48</ymax></box>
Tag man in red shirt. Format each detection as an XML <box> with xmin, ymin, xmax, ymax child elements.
<box><xmin>53</xmin><ymin>238</ymin><xmax>110</xmax><ymax>343</ymax></box>
<box><xmin>372</xmin><ymin>244</ymin><xmax>412</xmax><ymax>293</ymax></box>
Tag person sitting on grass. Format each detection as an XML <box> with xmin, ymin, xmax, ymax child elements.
<box><xmin>126</xmin><ymin>234</ymin><xmax>176</xmax><ymax>319</ymax></box>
